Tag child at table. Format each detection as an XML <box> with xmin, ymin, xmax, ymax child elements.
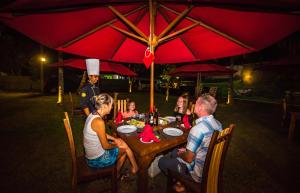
<box><xmin>174</xmin><ymin>94</ymin><xmax>192</xmax><ymax>123</ymax></box>
<box><xmin>122</xmin><ymin>100</ymin><xmax>139</xmax><ymax>119</ymax></box>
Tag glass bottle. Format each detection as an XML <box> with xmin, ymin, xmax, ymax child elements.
<box><xmin>154</xmin><ymin>108</ymin><xmax>159</xmax><ymax>126</ymax></box>
<box><xmin>149</xmin><ymin>111</ymin><xmax>154</xmax><ymax>126</ymax></box>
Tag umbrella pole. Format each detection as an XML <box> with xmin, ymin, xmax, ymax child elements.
<box><xmin>57</xmin><ymin>51</ymin><xmax>64</xmax><ymax>105</ymax></box>
<box><xmin>128</xmin><ymin>77</ymin><xmax>132</xmax><ymax>93</ymax></box>
<box><xmin>57</xmin><ymin>67</ymin><xmax>64</xmax><ymax>104</ymax></box>
<box><xmin>195</xmin><ymin>72</ymin><xmax>200</xmax><ymax>98</ymax></box>
<box><xmin>165</xmin><ymin>83</ymin><xmax>169</xmax><ymax>102</ymax></box>
<box><xmin>150</xmin><ymin>53</ymin><xmax>154</xmax><ymax>111</ymax></box>
<box><xmin>227</xmin><ymin>75</ymin><xmax>233</xmax><ymax>104</ymax></box>
<box><xmin>200</xmin><ymin>72</ymin><xmax>202</xmax><ymax>95</ymax></box>
<box><xmin>149</xmin><ymin>0</ymin><xmax>156</xmax><ymax>112</ymax></box>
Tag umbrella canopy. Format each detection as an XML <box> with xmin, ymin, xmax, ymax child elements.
<box><xmin>1</xmin><ymin>3</ymin><xmax>300</xmax><ymax>64</ymax></box>
<box><xmin>1</xmin><ymin>0</ymin><xmax>300</xmax><ymax>13</ymax></box>
<box><xmin>169</xmin><ymin>63</ymin><xmax>236</xmax><ymax>77</ymax></box>
<box><xmin>51</xmin><ymin>59</ymin><xmax>137</xmax><ymax>76</ymax></box>
<box><xmin>1</xmin><ymin>0</ymin><xmax>300</xmax><ymax>109</ymax></box>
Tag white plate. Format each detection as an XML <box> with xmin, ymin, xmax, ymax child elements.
<box><xmin>163</xmin><ymin>128</ymin><xmax>183</xmax><ymax>136</ymax></box>
<box><xmin>164</xmin><ymin>116</ymin><xmax>176</xmax><ymax>122</ymax></box>
<box><xmin>117</xmin><ymin>125</ymin><xmax>137</xmax><ymax>133</ymax></box>
<box><xmin>140</xmin><ymin>138</ymin><xmax>154</xmax><ymax>144</ymax></box>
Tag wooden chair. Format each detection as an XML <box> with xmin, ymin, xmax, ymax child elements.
<box><xmin>189</xmin><ymin>102</ymin><xmax>195</xmax><ymax>114</ymax></box>
<box><xmin>209</xmin><ymin>87</ymin><xmax>218</xmax><ymax>98</ymax></box>
<box><xmin>112</xmin><ymin>93</ymin><xmax>127</xmax><ymax>119</ymax></box>
<box><xmin>166</xmin><ymin>124</ymin><xmax>235</xmax><ymax>193</ymax></box>
<box><xmin>63</xmin><ymin>112</ymin><xmax>118</xmax><ymax>193</ymax></box>
<box><xmin>188</xmin><ymin>101</ymin><xmax>196</xmax><ymax>122</ymax></box>
<box><xmin>69</xmin><ymin>92</ymin><xmax>84</xmax><ymax>120</ymax></box>
<box><xmin>281</xmin><ymin>92</ymin><xmax>300</xmax><ymax>128</ymax></box>
<box><xmin>288</xmin><ymin>112</ymin><xmax>300</xmax><ymax>143</ymax></box>
<box><xmin>117</xmin><ymin>99</ymin><xmax>127</xmax><ymax>114</ymax></box>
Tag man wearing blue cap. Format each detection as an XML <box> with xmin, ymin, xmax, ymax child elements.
<box><xmin>80</xmin><ymin>59</ymin><xmax>100</xmax><ymax>116</ymax></box>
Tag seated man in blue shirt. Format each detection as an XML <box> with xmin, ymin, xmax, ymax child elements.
<box><xmin>158</xmin><ymin>94</ymin><xmax>222</xmax><ymax>192</ymax></box>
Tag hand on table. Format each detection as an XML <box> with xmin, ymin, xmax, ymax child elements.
<box><xmin>177</xmin><ymin>147</ymin><xmax>186</xmax><ymax>155</ymax></box>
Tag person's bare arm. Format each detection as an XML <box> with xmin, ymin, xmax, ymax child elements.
<box><xmin>186</xmin><ymin>109</ymin><xmax>191</xmax><ymax>115</ymax></box>
<box><xmin>83</xmin><ymin>107</ymin><xmax>90</xmax><ymax>117</ymax></box>
<box><xmin>178</xmin><ymin>149</ymin><xmax>195</xmax><ymax>163</ymax></box>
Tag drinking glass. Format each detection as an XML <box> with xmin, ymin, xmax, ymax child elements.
<box><xmin>176</xmin><ymin>115</ymin><xmax>181</xmax><ymax>126</ymax></box>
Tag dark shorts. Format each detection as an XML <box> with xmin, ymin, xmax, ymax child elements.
<box><xmin>158</xmin><ymin>149</ymin><xmax>193</xmax><ymax>181</ymax></box>
<box><xmin>86</xmin><ymin>148</ymin><xmax>119</xmax><ymax>168</ymax></box>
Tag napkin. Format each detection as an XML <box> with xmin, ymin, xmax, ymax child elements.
<box><xmin>115</xmin><ymin>111</ymin><xmax>123</xmax><ymax>125</ymax></box>
<box><xmin>183</xmin><ymin>115</ymin><xmax>191</xmax><ymax>130</ymax></box>
<box><xmin>138</xmin><ymin>124</ymin><xmax>160</xmax><ymax>143</ymax></box>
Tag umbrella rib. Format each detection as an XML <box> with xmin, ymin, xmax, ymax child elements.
<box><xmin>157</xmin><ymin>5</ymin><xmax>193</xmax><ymax>41</ymax></box>
<box><xmin>110</xmin><ymin>25</ymin><xmax>148</xmax><ymax>44</ymax></box>
<box><xmin>158</xmin><ymin>22</ymin><xmax>198</xmax><ymax>45</ymax></box>
<box><xmin>160</xmin><ymin>4</ymin><xmax>254</xmax><ymax>50</ymax></box>
<box><xmin>158</xmin><ymin>8</ymin><xmax>198</xmax><ymax>60</ymax></box>
<box><xmin>61</xmin><ymin>4</ymin><xmax>146</xmax><ymax>48</ymax></box>
<box><xmin>109</xmin><ymin>5</ymin><xmax>148</xmax><ymax>40</ymax></box>
<box><xmin>110</xmin><ymin>7</ymin><xmax>148</xmax><ymax>59</ymax></box>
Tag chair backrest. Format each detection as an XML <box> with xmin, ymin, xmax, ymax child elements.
<box><xmin>209</xmin><ymin>87</ymin><xmax>218</xmax><ymax>98</ymax></box>
<box><xmin>63</xmin><ymin>112</ymin><xmax>78</xmax><ymax>191</ymax></box>
<box><xmin>188</xmin><ymin>101</ymin><xmax>195</xmax><ymax>114</ymax></box>
<box><xmin>190</xmin><ymin>103</ymin><xmax>195</xmax><ymax>114</ymax></box>
<box><xmin>201</xmin><ymin>124</ymin><xmax>235</xmax><ymax>193</ymax></box>
<box><xmin>117</xmin><ymin>99</ymin><xmax>127</xmax><ymax>113</ymax></box>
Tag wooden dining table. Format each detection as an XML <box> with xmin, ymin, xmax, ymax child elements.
<box><xmin>115</xmin><ymin>120</ymin><xmax>189</xmax><ymax>193</ymax></box>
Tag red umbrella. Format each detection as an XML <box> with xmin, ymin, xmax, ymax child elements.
<box><xmin>51</xmin><ymin>59</ymin><xmax>137</xmax><ymax>76</ymax></box>
<box><xmin>169</xmin><ymin>63</ymin><xmax>236</xmax><ymax>97</ymax></box>
<box><xmin>1</xmin><ymin>0</ymin><xmax>300</xmax><ymax>110</ymax></box>
<box><xmin>1</xmin><ymin>4</ymin><xmax>299</xmax><ymax>64</ymax></box>
<box><xmin>170</xmin><ymin>64</ymin><xmax>236</xmax><ymax>77</ymax></box>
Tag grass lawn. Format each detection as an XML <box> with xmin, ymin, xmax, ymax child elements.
<box><xmin>0</xmin><ymin>91</ymin><xmax>299</xmax><ymax>193</ymax></box>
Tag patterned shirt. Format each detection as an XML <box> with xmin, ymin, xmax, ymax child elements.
<box><xmin>177</xmin><ymin>115</ymin><xmax>222</xmax><ymax>183</ymax></box>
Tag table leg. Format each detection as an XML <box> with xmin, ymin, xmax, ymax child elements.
<box><xmin>137</xmin><ymin>155</ymin><xmax>153</xmax><ymax>193</ymax></box>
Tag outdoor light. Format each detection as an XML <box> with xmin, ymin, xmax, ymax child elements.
<box><xmin>40</xmin><ymin>57</ymin><xmax>46</xmax><ymax>62</ymax></box>
<box><xmin>243</xmin><ymin>70</ymin><xmax>253</xmax><ymax>84</ymax></box>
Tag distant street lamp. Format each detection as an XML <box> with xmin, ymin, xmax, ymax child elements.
<box><xmin>40</xmin><ymin>56</ymin><xmax>46</xmax><ymax>94</ymax></box>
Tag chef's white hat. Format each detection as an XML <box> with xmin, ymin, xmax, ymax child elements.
<box><xmin>86</xmin><ymin>59</ymin><xmax>100</xmax><ymax>75</ymax></box>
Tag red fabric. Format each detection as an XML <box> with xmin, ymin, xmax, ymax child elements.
<box><xmin>3</xmin><ymin>1</ymin><xmax>300</xmax><ymax>13</ymax></box>
<box><xmin>138</xmin><ymin>124</ymin><xmax>160</xmax><ymax>143</ymax></box>
<box><xmin>50</xmin><ymin>59</ymin><xmax>136</xmax><ymax>76</ymax></box>
<box><xmin>115</xmin><ymin>111</ymin><xmax>123</xmax><ymax>125</ymax></box>
<box><xmin>183</xmin><ymin>115</ymin><xmax>191</xmax><ymax>130</ymax></box>
<box><xmin>143</xmin><ymin>47</ymin><xmax>154</xmax><ymax>69</ymax></box>
<box><xmin>1</xmin><ymin>3</ymin><xmax>300</xmax><ymax>64</ymax></box>
<box><xmin>169</xmin><ymin>64</ymin><xmax>236</xmax><ymax>77</ymax></box>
